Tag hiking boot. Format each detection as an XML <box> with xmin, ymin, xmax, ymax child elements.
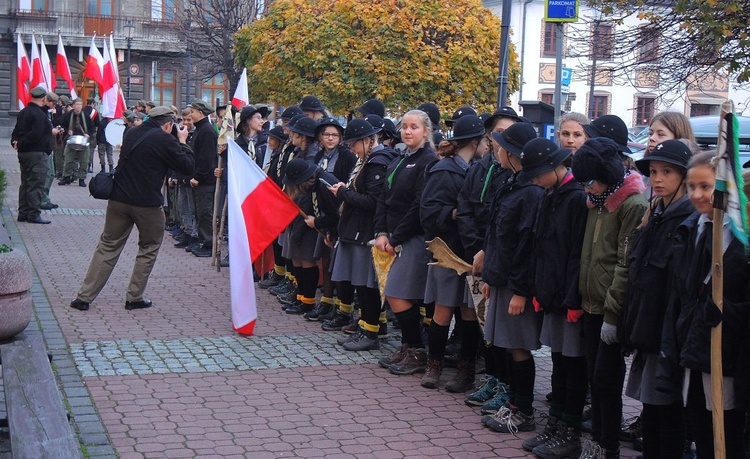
<box><xmin>523</xmin><ymin>416</ymin><xmax>559</xmax><ymax>451</ymax></box>
<box><xmin>444</xmin><ymin>352</ymin><xmax>460</xmax><ymax>368</ymax></box>
<box><xmin>378</xmin><ymin>322</ymin><xmax>388</xmax><ymax>339</ymax></box>
<box><xmin>465</xmin><ymin>375</ymin><xmax>498</xmax><ymax>406</ymax></box>
<box><xmin>341</xmin><ymin>321</ymin><xmax>359</xmax><ymax>334</ymax></box>
<box><xmin>389</xmin><ymin>347</ymin><xmax>427</xmax><ymax>375</ymax></box>
<box><xmin>619</xmin><ymin>416</ymin><xmax>641</xmax><ymax>441</ymax></box>
<box><xmin>480</xmin><ymin>382</ymin><xmax>512</xmax><ymax>414</ymax></box>
<box><xmin>277</xmin><ymin>290</ymin><xmax>298</xmax><ymax>305</ymax></box>
<box><xmin>321</xmin><ymin>311</ymin><xmax>352</xmax><ymax>331</ymax></box>
<box><xmin>259</xmin><ymin>271</ymin><xmax>285</xmax><ymax>289</ymax></box>
<box><xmin>486</xmin><ymin>406</ymin><xmax>535</xmax><ymax>433</ymax></box>
<box><xmin>533</xmin><ymin>423</ymin><xmax>582</xmax><ymax>459</ymax></box>
<box><xmin>343</xmin><ymin>329</ymin><xmax>380</xmax><ymax>351</ymax></box>
<box><xmin>319</xmin><ymin>307</ymin><xmax>337</xmax><ymax>322</ymax></box>
<box><xmin>79</xmin><ymin>178</ymin><xmax>87</xmax><ymax>187</ymax></box>
<box><xmin>338</xmin><ymin>328</ymin><xmax>361</xmax><ymax>345</ymax></box>
<box><xmin>378</xmin><ymin>344</ymin><xmax>409</xmax><ymax>369</ymax></box>
<box><xmin>269</xmin><ymin>278</ymin><xmax>293</xmax><ymax>296</ymax></box>
<box><xmin>285</xmin><ymin>301</ymin><xmax>313</xmax><ymax>315</ymax></box>
<box><xmin>420</xmin><ymin>358</ymin><xmax>444</xmax><ymax>388</ymax></box>
<box><xmin>445</xmin><ymin>359</ymin><xmax>475</xmax><ymax>393</ymax></box>
<box><xmin>304</xmin><ymin>302</ymin><xmax>335</xmax><ymax>321</ymax></box>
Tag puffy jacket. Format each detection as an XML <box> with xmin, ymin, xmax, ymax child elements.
<box><xmin>619</xmin><ymin>195</ymin><xmax>694</xmax><ymax>353</ymax></box>
<box><xmin>421</xmin><ymin>155</ymin><xmax>472</xmax><ymax>261</ymax></box>
<box><xmin>531</xmin><ymin>176</ymin><xmax>588</xmax><ymax>314</ymax></box>
<box><xmin>482</xmin><ymin>173</ymin><xmax>544</xmax><ymax>297</ymax></box>
<box><xmin>336</xmin><ymin>146</ymin><xmax>396</xmax><ymax>245</ymax></box>
<box><xmin>457</xmin><ymin>154</ymin><xmax>512</xmax><ymax>261</ymax></box>
<box><xmin>579</xmin><ymin>172</ymin><xmax>648</xmax><ymax>324</ymax></box>
<box><xmin>374</xmin><ymin>147</ymin><xmax>437</xmax><ymax>247</ymax></box>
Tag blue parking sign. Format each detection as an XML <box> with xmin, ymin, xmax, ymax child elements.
<box><xmin>545</xmin><ymin>0</ymin><xmax>578</xmax><ymax>22</ymax></box>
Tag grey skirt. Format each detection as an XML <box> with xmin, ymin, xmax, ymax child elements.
<box><xmin>383</xmin><ymin>235</ymin><xmax>429</xmax><ymax>300</ymax></box>
<box><xmin>424</xmin><ymin>264</ymin><xmax>467</xmax><ymax>308</ymax></box>
<box><xmin>282</xmin><ymin>227</ymin><xmax>318</xmax><ymax>262</ymax></box>
<box><xmin>540</xmin><ymin>312</ymin><xmax>585</xmax><ymax>357</ymax></box>
<box><xmin>484</xmin><ymin>285</ymin><xmax>542</xmax><ymax>350</ymax></box>
<box><xmin>330</xmin><ymin>241</ymin><xmax>378</xmax><ymax>289</ymax></box>
<box><xmin>314</xmin><ymin>234</ymin><xmax>332</xmax><ymax>260</ymax></box>
<box><xmin>625</xmin><ymin>350</ymin><xmax>681</xmax><ymax>405</ymax></box>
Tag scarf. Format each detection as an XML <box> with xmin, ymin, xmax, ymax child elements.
<box><xmin>588</xmin><ymin>169</ymin><xmax>629</xmax><ymax>208</ymax></box>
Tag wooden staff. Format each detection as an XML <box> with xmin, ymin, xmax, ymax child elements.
<box><xmin>210</xmin><ymin>151</ymin><xmax>224</xmax><ymax>267</ymax></box>
<box><xmin>215</xmin><ymin>198</ymin><xmax>228</xmax><ymax>272</ymax></box>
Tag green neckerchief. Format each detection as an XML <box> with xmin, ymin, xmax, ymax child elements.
<box><xmin>386</xmin><ymin>155</ymin><xmax>407</xmax><ymax>188</ymax></box>
<box><xmin>480</xmin><ymin>161</ymin><xmax>497</xmax><ymax>203</ymax></box>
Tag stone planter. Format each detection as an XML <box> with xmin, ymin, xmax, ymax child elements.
<box><xmin>0</xmin><ymin>249</ymin><xmax>33</xmax><ymax>341</ymax></box>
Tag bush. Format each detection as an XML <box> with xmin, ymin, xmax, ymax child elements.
<box><xmin>0</xmin><ymin>167</ymin><xmax>6</xmax><ymax>210</ymax></box>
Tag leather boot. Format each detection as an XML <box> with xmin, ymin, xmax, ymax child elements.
<box><xmin>420</xmin><ymin>357</ymin><xmax>444</xmax><ymax>388</ymax></box>
<box><xmin>445</xmin><ymin>359</ymin><xmax>476</xmax><ymax>393</ymax></box>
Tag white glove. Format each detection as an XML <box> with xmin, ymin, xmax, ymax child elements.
<box><xmin>600</xmin><ymin>322</ymin><xmax>618</xmax><ymax>345</ymax></box>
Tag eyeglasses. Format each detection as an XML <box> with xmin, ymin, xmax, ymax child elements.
<box><xmin>322</xmin><ymin>133</ymin><xmax>340</xmax><ymax>138</ymax></box>
<box><xmin>580</xmin><ymin>179</ymin><xmax>595</xmax><ymax>189</ymax></box>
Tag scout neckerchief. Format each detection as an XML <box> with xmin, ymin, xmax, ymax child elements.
<box><xmin>387</xmin><ymin>149</ymin><xmax>415</xmax><ymax>188</ymax></box>
<box><xmin>347</xmin><ymin>157</ymin><xmax>364</xmax><ymax>190</ymax></box>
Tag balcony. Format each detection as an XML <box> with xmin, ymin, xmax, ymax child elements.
<box><xmin>4</xmin><ymin>9</ymin><xmax>187</xmax><ymax>54</ymax></box>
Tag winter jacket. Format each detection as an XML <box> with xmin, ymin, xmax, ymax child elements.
<box><xmin>482</xmin><ymin>173</ymin><xmax>544</xmax><ymax>297</ymax></box>
<box><xmin>579</xmin><ymin>172</ymin><xmax>648</xmax><ymax>324</ymax></box>
<box><xmin>457</xmin><ymin>154</ymin><xmax>512</xmax><ymax>261</ymax></box>
<box><xmin>314</xmin><ymin>145</ymin><xmax>358</xmax><ymax>183</ymax></box>
<box><xmin>374</xmin><ymin>146</ymin><xmax>437</xmax><ymax>247</ymax></box>
<box><xmin>336</xmin><ymin>146</ymin><xmax>396</xmax><ymax>245</ymax></box>
<box><xmin>235</xmin><ymin>130</ymin><xmax>269</xmax><ymax>169</ymax></box>
<box><xmin>62</xmin><ymin>110</ymin><xmax>94</xmax><ymax>139</ymax></box>
<box><xmin>421</xmin><ymin>155</ymin><xmax>472</xmax><ymax>261</ymax></box>
<box><xmin>531</xmin><ymin>176</ymin><xmax>588</xmax><ymax>315</ymax></box>
<box><xmin>11</xmin><ymin>102</ymin><xmax>54</xmax><ymax>153</ymax></box>
<box><xmin>268</xmin><ymin>142</ymin><xmax>296</xmax><ymax>188</ymax></box>
<box><xmin>289</xmin><ymin>173</ymin><xmax>339</xmax><ymax>244</ymax></box>
<box><xmin>619</xmin><ymin>196</ymin><xmax>694</xmax><ymax>353</ymax></box>
<box><xmin>190</xmin><ymin>117</ymin><xmax>218</xmax><ymax>186</ymax></box>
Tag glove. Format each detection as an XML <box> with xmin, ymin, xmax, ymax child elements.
<box><xmin>600</xmin><ymin>322</ymin><xmax>618</xmax><ymax>345</ymax></box>
<box><xmin>532</xmin><ymin>297</ymin><xmax>542</xmax><ymax>313</ymax></box>
<box><xmin>567</xmin><ymin>309</ymin><xmax>584</xmax><ymax>323</ymax></box>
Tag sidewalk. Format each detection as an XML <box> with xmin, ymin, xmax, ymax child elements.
<box><xmin>0</xmin><ymin>145</ymin><xmax>639</xmax><ymax>458</ymax></box>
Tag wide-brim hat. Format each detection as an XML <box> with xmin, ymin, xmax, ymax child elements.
<box><xmin>299</xmin><ymin>95</ymin><xmax>327</xmax><ymax>112</ymax></box>
<box><xmin>417</xmin><ymin>103</ymin><xmax>441</xmax><ymax>127</ymax></box>
<box><xmin>635</xmin><ymin>139</ymin><xmax>692</xmax><ymax>176</ymax></box>
<box><xmin>268</xmin><ymin>125</ymin><xmax>288</xmax><ymax>143</ymax></box>
<box><xmin>289</xmin><ymin>116</ymin><xmax>317</xmax><ymax>138</ymax></box>
<box><xmin>484</xmin><ymin>106</ymin><xmax>522</xmax><ymax>129</ymax></box>
<box><xmin>382</xmin><ymin>119</ymin><xmax>400</xmax><ymax>141</ymax></box>
<box><xmin>364</xmin><ymin>114</ymin><xmax>385</xmax><ymax>131</ymax></box>
<box><xmin>357</xmin><ymin>99</ymin><xmax>386</xmax><ymax>118</ymax></box>
<box><xmin>447</xmin><ymin>115</ymin><xmax>485</xmax><ymax>141</ymax></box>
<box><xmin>284</xmin><ymin>158</ymin><xmax>318</xmax><ymax>186</ymax></box>
<box><xmin>583</xmin><ymin>115</ymin><xmax>630</xmax><ymax>155</ymax></box>
<box><xmin>445</xmin><ymin>106</ymin><xmax>477</xmax><ymax>127</ymax></box>
<box><xmin>518</xmin><ymin>138</ymin><xmax>572</xmax><ymax>182</ymax></box>
<box><xmin>571</xmin><ymin>137</ymin><xmax>625</xmax><ymax>185</ymax></box>
<box><xmin>240</xmin><ymin>105</ymin><xmax>270</xmax><ymax>125</ymax></box>
<box><xmin>343</xmin><ymin>118</ymin><xmax>380</xmax><ymax>142</ymax></box>
<box><xmin>314</xmin><ymin>117</ymin><xmax>344</xmax><ymax>137</ymax></box>
<box><xmin>284</xmin><ymin>113</ymin><xmax>307</xmax><ymax>128</ymax></box>
<box><xmin>280</xmin><ymin>105</ymin><xmax>304</xmax><ymax>121</ymax></box>
<box><xmin>491</xmin><ymin>122</ymin><xmax>538</xmax><ymax>157</ymax></box>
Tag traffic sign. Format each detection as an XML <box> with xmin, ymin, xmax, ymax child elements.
<box><xmin>545</xmin><ymin>0</ymin><xmax>578</xmax><ymax>22</ymax></box>
<box><xmin>543</xmin><ymin>123</ymin><xmax>556</xmax><ymax>141</ymax></box>
<box><xmin>561</xmin><ymin>67</ymin><xmax>572</xmax><ymax>86</ymax></box>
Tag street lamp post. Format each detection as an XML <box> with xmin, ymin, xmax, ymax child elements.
<box><xmin>124</xmin><ymin>20</ymin><xmax>134</xmax><ymax>104</ymax></box>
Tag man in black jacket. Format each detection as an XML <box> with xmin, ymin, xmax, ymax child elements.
<box><xmin>11</xmin><ymin>87</ymin><xmax>60</xmax><ymax>224</ymax></box>
<box><xmin>187</xmin><ymin>99</ymin><xmax>218</xmax><ymax>257</ymax></box>
<box><xmin>69</xmin><ymin>106</ymin><xmax>195</xmax><ymax>311</ymax></box>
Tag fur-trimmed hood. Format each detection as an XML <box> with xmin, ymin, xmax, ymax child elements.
<box><xmin>587</xmin><ymin>172</ymin><xmax>645</xmax><ymax>212</ymax></box>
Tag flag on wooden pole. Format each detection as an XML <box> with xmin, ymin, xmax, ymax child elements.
<box><xmin>29</xmin><ymin>34</ymin><xmax>45</xmax><ymax>91</ymax></box>
<box><xmin>39</xmin><ymin>36</ymin><xmax>56</xmax><ymax>92</ymax></box>
<box><xmin>16</xmin><ymin>35</ymin><xmax>31</xmax><ymax>109</ymax></box>
<box><xmin>231</xmin><ymin>68</ymin><xmax>249</xmax><ymax>110</ymax></box>
<box><xmin>84</xmin><ymin>35</ymin><xmax>104</xmax><ymax>91</ymax></box>
<box><xmin>56</xmin><ymin>34</ymin><xmax>77</xmax><ymax>98</ymax></box>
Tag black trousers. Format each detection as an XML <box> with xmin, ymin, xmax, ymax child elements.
<box><xmin>192</xmin><ymin>184</ymin><xmax>215</xmax><ymax>244</ymax></box>
<box><xmin>17</xmin><ymin>150</ymin><xmax>49</xmax><ymax>219</ymax></box>
<box><xmin>583</xmin><ymin>312</ymin><xmax>626</xmax><ymax>453</ymax></box>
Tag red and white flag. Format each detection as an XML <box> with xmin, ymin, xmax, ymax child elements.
<box><xmin>17</xmin><ymin>35</ymin><xmax>31</xmax><ymax>109</ymax></box>
<box><xmin>227</xmin><ymin>138</ymin><xmax>299</xmax><ymax>335</ymax></box>
<box><xmin>29</xmin><ymin>34</ymin><xmax>45</xmax><ymax>91</ymax></box>
<box><xmin>108</xmin><ymin>35</ymin><xmax>126</xmax><ymax>118</ymax></box>
<box><xmin>83</xmin><ymin>35</ymin><xmax>104</xmax><ymax>91</ymax></box>
<box><xmin>100</xmin><ymin>37</ymin><xmax>118</xmax><ymax>117</ymax></box>
<box><xmin>39</xmin><ymin>36</ymin><xmax>56</xmax><ymax>92</ymax></box>
<box><xmin>56</xmin><ymin>34</ymin><xmax>77</xmax><ymax>99</ymax></box>
<box><xmin>231</xmin><ymin>68</ymin><xmax>249</xmax><ymax>110</ymax></box>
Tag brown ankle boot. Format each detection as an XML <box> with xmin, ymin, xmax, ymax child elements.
<box><xmin>420</xmin><ymin>357</ymin><xmax>444</xmax><ymax>388</ymax></box>
<box><xmin>445</xmin><ymin>359</ymin><xmax>476</xmax><ymax>393</ymax></box>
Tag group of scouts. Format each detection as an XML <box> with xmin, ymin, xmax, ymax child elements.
<box><xmin>174</xmin><ymin>93</ymin><xmax>748</xmax><ymax>459</ymax></box>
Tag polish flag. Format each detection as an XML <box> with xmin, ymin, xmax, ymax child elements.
<box><xmin>29</xmin><ymin>34</ymin><xmax>45</xmax><ymax>91</ymax></box>
<box><xmin>39</xmin><ymin>36</ymin><xmax>56</xmax><ymax>92</ymax></box>
<box><xmin>56</xmin><ymin>34</ymin><xmax>77</xmax><ymax>99</ymax></box>
<box><xmin>17</xmin><ymin>35</ymin><xmax>31</xmax><ymax>109</ymax></box>
<box><xmin>227</xmin><ymin>138</ymin><xmax>299</xmax><ymax>335</ymax></box>
<box><xmin>231</xmin><ymin>68</ymin><xmax>249</xmax><ymax>110</ymax></box>
<box><xmin>108</xmin><ymin>35</ymin><xmax>126</xmax><ymax>118</ymax></box>
<box><xmin>83</xmin><ymin>35</ymin><xmax>104</xmax><ymax>91</ymax></box>
<box><xmin>100</xmin><ymin>37</ymin><xmax>118</xmax><ymax>117</ymax></box>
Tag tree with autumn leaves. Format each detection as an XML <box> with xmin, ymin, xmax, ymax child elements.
<box><xmin>233</xmin><ymin>0</ymin><xmax>520</xmax><ymax>116</ymax></box>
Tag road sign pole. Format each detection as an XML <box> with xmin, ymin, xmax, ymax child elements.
<box><xmin>554</xmin><ymin>22</ymin><xmax>563</xmax><ymax>130</ymax></box>
<box><xmin>497</xmin><ymin>0</ymin><xmax>512</xmax><ymax>109</ymax></box>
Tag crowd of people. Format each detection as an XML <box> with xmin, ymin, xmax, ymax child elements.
<box><xmin>11</xmin><ymin>87</ymin><xmax>750</xmax><ymax>459</ymax></box>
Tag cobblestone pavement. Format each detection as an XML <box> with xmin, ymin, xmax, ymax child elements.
<box><xmin>0</xmin><ymin>145</ymin><xmax>639</xmax><ymax>458</ymax></box>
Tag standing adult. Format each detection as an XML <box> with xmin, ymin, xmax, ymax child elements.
<box><xmin>97</xmin><ymin>117</ymin><xmax>115</xmax><ymax>173</ymax></box>
<box><xmin>60</xmin><ymin>98</ymin><xmax>94</xmax><ymax>187</ymax></box>
<box><xmin>83</xmin><ymin>97</ymin><xmax>100</xmax><ymax>173</ymax></box>
<box><xmin>41</xmin><ymin>92</ymin><xmax>61</xmax><ymax>210</ymax></box>
<box><xmin>11</xmin><ymin>87</ymin><xmax>59</xmax><ymax>224</ymax></box>
<box><xmin>187</xmin><ymin>99</ymin><xmax>218</xmax><ymax>258</ymax></box>
<box><xmin>69</xmin><ymin>107</ymin><xmax>194</xmax><ymax>311</ymax></box>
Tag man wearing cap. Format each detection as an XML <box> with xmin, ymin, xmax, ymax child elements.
<box><xmin>41</xmin><ymin>92</ymin><xmax>61</xmax><ymax>210</ymax></box>
<box><xmin>188</xmin><ymin>99</ymin><xmax>219</xmax><ymax>258</ymax></box>
<box><xmin>11</xmin><ymin>87</ymin><xmax>60</xmax><ymax>224</ymax></box>
<box><xmin>69</xmin><ymin>106</ymin><xmax>195</xmax><ymax>312</ymax></box>
<box><xmin>60</xmin><ymin>98</ymin><xmax>94</xmax><ymax>187</ymax></box>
